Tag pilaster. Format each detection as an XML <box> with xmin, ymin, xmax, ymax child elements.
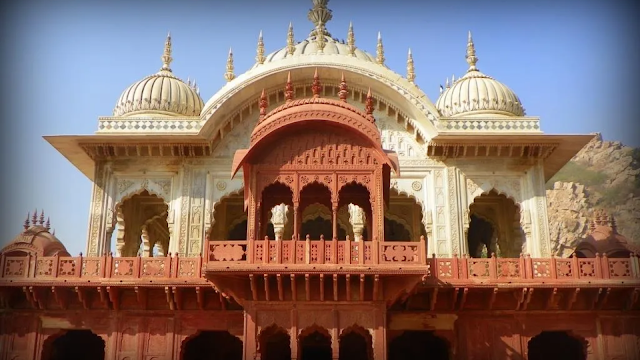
<box><xmin>86</xmin><ymin>161</ymin><xmax>113</xmax><ymax>257</ymax></box>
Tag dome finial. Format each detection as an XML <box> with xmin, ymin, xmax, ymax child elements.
<box><xmin>225</xmin><ymin>47</ymin><xmax>236</xmax><ymax>82</ymax></box>
<box><xmin>285</xmin><ymin>72</ymin><xmax>294</xmax><ymax>102</ymax></box>
<box><xmin>256</xmin><ymin>30</ymin><xmax>266</xmax><ymax>65</ymax></box>
<box><xmin>308</xmin><ymin>0</ymin><xmax>332</xmax><ymax>37</ymax></box>
<box><xmin>466</xmin><ymin>31</ymin><xmax>479</xmax><ymax>72</ymax></box>
<box><xmin>311</xmin><ymin>68</ymin><xmax>322</xmax><ymax>98</ymax></box>
<box><xmin>287</xmin><ymin>22</ymin><xmax>295</xmax><ymax>56</ymax></box>
<box><xmin>24</xmin><ymin>212</ymin><xmax>30</xmax><ymax>230</ymax></box>
<box><xmin>347</xmin><ymin>22</ymin><xmax>356</xmax><ymax>56</ymax></box>
<box><xmin>161</xmin><ymin>32</ymin><xmax>173</xmax><ymax>72</ymax></box>
<box><xmin>338</xmin><ymin>72</ymin><xmax>348</xmax><ymax>102</ymax></box>
<box><xmin>407</xmin><ymin>48</ymin><xmax>416</xmax><ymax>84</ymax></box>
<box><xmin>376</xmin><ymin>32</ymin><xmax>385</xmax><ymax>66</ymax></box>
<box><xmin>315</xmin><ymin>22</ymin><xmax>327</xmax><ymax>52</ymax></box>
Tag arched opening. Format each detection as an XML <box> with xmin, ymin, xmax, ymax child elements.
<box><xmin>338</xmin><ymin>182</ymin><xmax>372</xmax><ymax>241</ymax></box>
<box><xmin>299</xmin><ymin>182</ymin><xmax>333</xmax><ymax>239</ymax></box>
<box><xmin>467</xmin><ymin>190</ymin><xmax>522</xmax><ymax>257</ymax></box>
<box><xmin>259</xmin><ymin>325</ymin><xmax>291</xmax><ymax>360</ymax></box>
<box><xmin>115</xmin><ymin>190</ymin><xmax>169</xmax><ymax>257</ymax></box>
<box><xmin>181</xmin><ymin>330</ymin><xmax>242</xmax><ymax>360</ymax></box>
<box><xmin>42</xmin><ymin>330</ymin><xmax>105</xmax><ymax>360</ymax></box>
<box><xmin>388</xmin><ymin>330</ymin><xmax>449</xmax><ymax>360</ymax></box>
<box><xmin>528</xmin><ymin>331</ymin><xmax>586</xmax><ymax>360</ymax></box>
<box><xmin>339</xmin><ymin>326</ymin><xmax>373</xmax><ymax>360</ymax></box>
<box><xmin>261</xmin><ymin>182</ymin><xmax>293</xmax><ymax>239</ymax></box>
<box><xmin>209</xmin><ymin>190</ymin><xmax>248</xmax><ymax>240</ymax></box>
<box><xmin>299</xmin><ymin>326</ymin><xmax>332</xmax><ymax>360</ymax></box>
<box><xmin>385</xmin><ymin>188</ymin><xmax>427</xmax><ymax>241</ymax></box>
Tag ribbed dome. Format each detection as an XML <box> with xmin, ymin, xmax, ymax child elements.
<box><xmin>436</xmin><ymin>33</ymin><xmax>525</xmax><ymax>118</ymax></box>
<box><xmin>113</xmin><ymin>34</ymin><xmax>204</xmax><ymax>118</ymax></box>
<box><xmin>254</xmin><ymin>34</ymin><xmax>377</xmax><ymax>68</ymax></box>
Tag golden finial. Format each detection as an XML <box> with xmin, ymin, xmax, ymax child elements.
<box><xmin>256</xmin><ymin>30</ymin><xmax>266</xmax><ymax>65</ymax></box>
<box><xmin>466</xmin><ymin>31</ymin><xmax>478</xmax><ymax>72</ymax></box>
<box><xmin>347</xmin><ymin>22</ymin><xmax>356</xmax><ymax>56</ymax></box>
<box><xmin>308</xmin><ymin>0</ymin><xmax>332</xmax><ymax>37</ymax></box>
<box><xmin>376</xmin><ymin>32</ymin><xmax>385</xmax><ymax>66</ymax></box>
<box><xmin>406</xmin><ymin>48</ymin><xmax>415</xmax><ymax>83</ymax></box>
<box><xmin>225</xmin><ymin>47</ymin><xmax>236</xmax><ymax>82</ymax></box>
<box><xmin>311</xmin><ymin>68</ymin><xmax>322</xmax><ymax>97</ymax></box>
<box><xmin>161</xmin><ymin>32</ymin><xmax>173</xmax><ymax>72</ymax></box>
<box><xmin>285</xmin><ymin>72</ymin><xmax>294</xmax><ymax>102</ymax></box>
<box><xmin>338</xmin><ymin>72</ymin><xmax>348</xmax><ymax>102</ymax></box>
<box><xmin>287</xmin><ymin>22</ymin><xmax>295</xmax><ymax>56</ymax></box>
<box><xmin>315</xmin><ymin>23</ymin><xmax>326</xmax><ymax>52</ymax></box>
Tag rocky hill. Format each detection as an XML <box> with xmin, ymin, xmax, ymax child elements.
<box><xmin>546</xmin><ymin>133</ymin><xmax>640</xmax><ymax>257</ymax></box>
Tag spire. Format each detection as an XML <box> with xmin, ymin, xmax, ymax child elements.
<box><xmin>311</xmin><ymin>68</ymin><xmax>322</xmax><ymax>98</ymax></box>
<box><xmin>451</xmin><ymin>74</ymin><xmax>456</xmax><ymax>85</ymax></box>
<box><xmin>406</xmin><ymin>48</ymin><xmax>415</xmax><ymax>83</ymax></box>
<box><xmin>308</xmin><ymin>0</ymin><xmax>332</xmax><ymax>37</ymax></box>
<box><xmin>445</xmin><ymin>77</ymin><xmax>450</xmax><ymax>89</ymax></box>
<box><xmin>186</xmin><ymin>76</ymin><xmax>191</xmax><ymax>87</ymax></box>
<box><xmin>256</xmin><ymin>30</ymin><xmax>266</xmax><ymax>65</ymax></box>
<box><xmin>32</xmin><ymin>209</ymin><xmax>37</xmax><ymax>226</ymax></box>
<box><xmin>258</xmin><ymin>89</ymin><xmax>268</xmax><ymax>122</ymax></box>
<box><xmin>376</xmin><ymin>32</ymin><xmax>385</xmax><ymax>66</ymax></box>
<box><xmin>39</xmin><ymin>210</ymin><xmax>45</xmax><ymax>226</ymax></box>
<box><xmin>365</xmin><ymin>88</ymin><xmax>375</xmax><ymax>122</ymax></box>
<box><xmin>338</xmin><ymin>72</ymin><xmax>348</xmax><ymax>102</ymax></box>
<box><xmin>285</xmin><ymin>72</ymin><xmax>294</xmax><ymax>102</ymax></box>
<box><xmin>225</xmin><ymin>47</ymin><xmax>236</xmax><ymax>82</ymax></box>
<box><xmin>287</xmin><ymin>22</ymin><xmax>295</xmax><ymax>56</ymax></box>
<box><xmin>347</xmin><ymin>22</ymin><xmax>356</xmax><ymax>56</ymax></box>
<box><xmin>466</xmin><ymin>31</ymin><xmax>478</xmax><ymax>72</ymax></box>
<box><xmin>24</xmin><ymin>212</ymin><xmax>30</xmax><ymax>230</ymax></box>
<box><xmin>161</xmin><ymin>32</ymin><xmax>173</xmax><ymax>72</ymax></box>
<box><xmin>45</xmin><ymin>217</ymin><xmax>50</xmax><ymax>231</ymax></box>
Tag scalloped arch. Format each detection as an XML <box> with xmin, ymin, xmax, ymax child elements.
<box><xmin>116</xmin><ymin>185</ymin><xmax>169</xmax><ymax>208</ymax></box>
<box><xmin>470</xmin><ymin>181</ymin><xmax>522</xmax><ymax>205</ymax></box>
<box><xmin>199</xmin><ymin>64</ymin><xmax>440</xmax><ymax>144</ymax></box>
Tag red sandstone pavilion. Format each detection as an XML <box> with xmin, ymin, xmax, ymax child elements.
<box><xmin>2</xmin><ymin>2</ymin><xmax>639</xmax><ymax>359</ymax></box>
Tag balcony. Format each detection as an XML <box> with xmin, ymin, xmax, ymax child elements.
<box><xmin>0</xmin><ymin>246</ymin><xmax>638</xmax><ymax>286</ymax></box>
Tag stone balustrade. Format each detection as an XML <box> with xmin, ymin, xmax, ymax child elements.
<box><xmin>1</xmin><ymin>246</ymin><xmax>638</xmax><ymax>284</ymax></box>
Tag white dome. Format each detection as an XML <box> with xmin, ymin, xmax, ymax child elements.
<box><xmin>112</xmin><ymin>34</ymin><xmax>204</xmax><ymax>118</ymax></box>
<box><xmin>436</xmin><ymin>33</ymin><xmax>525</xmax><ymax>118</ymax></box>
<box><xmin>255</xmin><ymin>34</ymin><xmax>377</xmax><ymax>68</ymax></box>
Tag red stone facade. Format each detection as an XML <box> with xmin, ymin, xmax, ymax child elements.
<box><xmin>2</xmin><ymin>74</ymin><xmax>639</xmax><ymax>359</ymax></box>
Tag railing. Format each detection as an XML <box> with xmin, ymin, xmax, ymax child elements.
<box><xmin>207</xmin><ymin>238</ymin><xmax>427</xmax><ymax>265</ymax></box>
<box><xmin>427</xmin><ymin>253</ymin><xmax>640</xmax><ymax>282</ymax></box>
<box><xmin>0</xmin><ymin>253</ymin><xmax>205</xmax><ymax>281</ymax></box>
<box><xmin>0</xmin><ymin>248</ymin><xmax>638</xmax><ymax>283</ymax></box>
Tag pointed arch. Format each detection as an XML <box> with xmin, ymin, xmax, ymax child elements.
<box><xmin>339</xmin><ymin>324</ymin><xmax>373</xmax><ymax>360</ymax></box>
<box><xmin>258</xmin><ymin>324</ymin><xmax>291</xmax><ymax>360</ymax></box>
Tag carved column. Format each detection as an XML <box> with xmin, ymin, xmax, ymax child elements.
<box><xmin>270</xmin><ymin>203</ymin><xmax>288</xmax><ymax>241</ymax></box>
<box><xmin>86</xmin><ymin>161</ymin><xmax>113</xmax><ymax>257</ymax></box>
<box><xmin>293</xmin><ymin>202</ymin><xmax>300</xmax><ymax>240</ymax></box>
<box><xmin>332</xmin><ymin>202</ymin><xmax>338</xmax><ymax>239</ymax></box>
<box><xmin>348</xmin><ymin>204</ymin><xmax>366</xmax><ymax>242</ymax></box>
<box><xmin>526</xmin><ymin>162</ymin><xmax>551</xmax><ymax>257</ymax></box>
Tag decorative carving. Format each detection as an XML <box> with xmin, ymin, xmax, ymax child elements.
<box><xmin>270</xmin><ymin>203</ymin><xmax>289</xmax><ymax>240</ymax></box>
<box><xmin>216</xmin><ymin>181</ymin><xmax>227</xmax><ymax>191</ymax></box>
<box><xmin>348</xmin><ymin>203</ymin><xmax>366</xmax><ymax>242</ymax></box>
<box><xmin>411</xmin><ymin>181</ymin><xmax>422</xmax><ymax>191</ymax></box>
<box><xmin>447</xmin><ymin>168</ymin><xmax>460</xmax><ymax>256</ymax></box>
<box><xmin>87</xmin><ymin>163</ymin><xmax>107</xmax><ymax>256</ymax></box>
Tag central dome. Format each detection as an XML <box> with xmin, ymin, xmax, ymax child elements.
<box><xmin>255</xmin><ymin>34</ymin><xmax>377</xmax><ymax>68</ymax></box>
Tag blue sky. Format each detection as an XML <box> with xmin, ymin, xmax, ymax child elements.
<box><xmin>1</xmin><ymin>0</ymin><xmax>638</xmax><ymax>255</ymax></box>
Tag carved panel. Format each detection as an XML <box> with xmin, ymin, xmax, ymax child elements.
<box><xmin>178</xmin><ymin>168</ymin><xmax>192</xmax><ymax>255</ymax></box>
<box><xmin>87</xmin><ymin>163</ymin><xmax>107</xmax><ymax>256</ymax></box>
<box><xmin>447</xmin><ymin>168</ymin><xmax>460</xmax><ymax>256</ymax></box>
<box><xmin>434</xmin><ymin>169</ymin><xmax>447</xmax><ymax>256</ymax></box>
<box><xmin>258</xmin><ymin>130</ymin><xmax>380</xmax><ymax>168</ymax></box>
<box><xmin>116</xmin><ymin>177</ymin><xmax>173</xmax><ymax>204</ymax></box>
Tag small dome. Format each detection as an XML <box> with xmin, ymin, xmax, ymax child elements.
<box><xmin>436</xmin><ymin>33</ymin><xmax>525</xmax><ymax>118</ymax></box>
<box><xmin>113</xmin><ymin>34</ymin><xmax>204</xmax><ymax>118</ymax></box>
<box><xmin>574</xmin><ymin>211</ymin><xmax>639</xmax><ymax>258</ymax></box>
<box><xmin>1</xmin><ymin>213</ymin><xmax>70</xmax><ymax>257</ymax></box>
<box><xmin>255</xmin><ymin>35</ymin><xmax>377</xmax><ymax>68</ymax></box>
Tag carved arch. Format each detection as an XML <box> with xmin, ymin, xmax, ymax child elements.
<box><xmin>258</xmin><ymin>324</ymin><xmax>291</xmax><ymax>358</ymax></box>
<box><xmin>466</xmin><ymin>178</ymin><xmax>522</xmax><ymax>205</ymax></box>
<box><xmin>208</xmin><ymin>187</ymin><xmax>245</xmax><ymax>238</ymax></box>
<box><xmin>302</xmin><ymin>203</ymin><xmax>350</xmax><ymax>233</ymax></box>
<box><xmin>298</xmin><ymin>323</ymin><xmax>332</xmax><ymax>342</ymax></box>
<box><xmin>340</xmin><ymin>324</ymin><xmax>374</xmax><ymax>360</ymax></box>
<box><xmin>200</xmin><ymin>65</ymin><xmax>440</xmax><ymax>147</ymax></box>
<box><xmin>115</xmin><ymin>178</ymin><xmax>172</xmax><ymax>207</ymax></box>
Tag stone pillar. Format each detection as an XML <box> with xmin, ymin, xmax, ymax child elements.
<box><xmin>270</xmin><ymin>203</ymin><xmax>288</xmax><ymax>241</ymax></box>
<box><xmin>332</xmin><ymin>202</ymin><xmax>338</xmax><ymax>239</ymax></box>
<box><xmin>348</xmin><ymin>204</ymin><xmax>366</xmax><ymax>242</ymax></box>
<box><xmin>293</xmin><ymin>202</ymin><xmax>300</xmax><ymax>240</ymax></box>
